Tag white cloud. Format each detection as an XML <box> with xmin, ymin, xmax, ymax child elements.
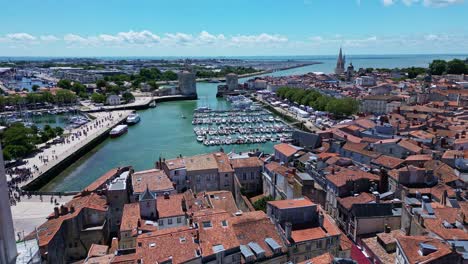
<box><xmin>163</xmin><ymin>32</ymin><xmax>194</xmax><ymax>45</ymax></box>
<box><xmin>40</xmin><ymin>35</ymin><xmax>59</xmax><ymax>41</ymax></box>
<box><xmin>423</xmin><ymin>0</ymin><xmax>463</xmax><ymax>7</ymax></box>
<box><xmin>198</xmin><ymin>31</ymin><xmax>225</xmax><ymax>43</ymax></box>
<box><xmin>6</xmin><ymin>33</ymin><xmax>36</xmax><ymax>41</ymax></box>
<box><xmin>382</xmin><ymin>0</ymin><xmax>396</xmax><ymax>6</ymax></box>
<box><xmin>381</xmin><ymin>0</ymin><xmax>463</xmax><ymax>6</ymax></box>
<box><xmin>231</xmin><ymin>33</ymin><xmax>288</xmax><ymax>44</ymax></box>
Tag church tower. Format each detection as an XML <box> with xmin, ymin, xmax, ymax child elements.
<box><xmin>335</xmin><ymin>47</ymin><xmax>345</xmax><ymax>75</ymax></box>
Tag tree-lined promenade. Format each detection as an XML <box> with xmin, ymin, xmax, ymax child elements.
<box><xmin>276</xmin><ymin>87</ymin><xmax>359</xmax><ymax>117</ymax></box>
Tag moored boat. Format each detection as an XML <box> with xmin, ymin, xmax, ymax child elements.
<box><xmin>110</xmin><ymin>125</ymin><xmax>128</xmax><ymax>138</ymax></box>
<box><xmin>126</xmin><ymin>112</ymin><xmax>141</xmax><ymax>125</ymax></box>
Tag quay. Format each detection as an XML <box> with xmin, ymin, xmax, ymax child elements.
<box><xmin>252</xmin><ymin>95</ymin><xmax>319</xmax><ymax>133</ymax></box>
<box><xmin>81</xmin><ymin>94</ymin><xmax>197</xmax><ymax>112</ymax></box>
<box><xmin>17</xmin><ymin>110</ymin><xmax>132</xmax><ymax>191</ymax></box>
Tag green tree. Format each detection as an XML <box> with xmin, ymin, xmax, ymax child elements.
<box><xmin>31</xmin><ymin>84</ymin><xmax>40</xmax><ymax>92</ymax></box>
<box><xmin>252</xmin><ymin>196</ymin><xmax>274</xmax><ymax>212</ymax></box>
<box><xmin>1</xmin><ymin>123</ymin><xmax>36</xmax><ymax>160</ymax></box>
<box><xmin>57</xmin><ymin>79</ymin><xmax>72</xmax><ymax>89</ymax></box>
<box><xmin>91</xmin><ymin>93</ymin><xmax>106</xmax><ymax>103</ymax></box>
<box><xmin>41</xmin><ymin>91</ymin><xmax>54</xmax><ymax>103</ymax></box>
<box><xmin>122</xmin><ymin>92</ymin><xmax>135</xmax><ymax>103</ymax></box>
<box><xmin>429</xmin><ymin>60</ymin><xmax>447</xmax><ymax>75</ymax></box>
<box><xmin>447</xmin><ymin>59</ymin><xmax>467</xmax><ymax>74</ymax></box>
<box><xmin>96</xmin><ymin>79</ymin><xmax>107</xmax><ymax>88</ymax></box>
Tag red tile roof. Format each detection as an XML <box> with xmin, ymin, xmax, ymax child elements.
<box><xmin>268</xmin><ymin>198</ymin><xmax>314</xmax><ymax>210</ymax></box>
<box><xmin>131</xmin><ymin>169</ymin><xmax>173</xmax><ymax>194</ymax></box>
<box><xmin>274</xmin><ymin>143</ymin><xmax>300</xmax><ymax>157</ymax></box>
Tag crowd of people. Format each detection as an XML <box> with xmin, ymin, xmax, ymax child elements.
<box><xmin>5</xmin><ymin>112</ymin><xmax>124</xmax><ymax>206</ymax></box>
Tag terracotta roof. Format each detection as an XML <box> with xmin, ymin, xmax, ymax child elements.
<box><xmin>274</xmin><ymin>143</ymin><xmax>301</xmax><ymax>157</ymax></box>
<box><xmin>120</xmin><ymin>203</ymin><xmax>140</xmax><ymax>233</ymax></box>
<box><xmin>84</xmin><ymin>168</ymin><xmax>119</xmax><ymax>192</ymax></box>
<box><xmin>396</xmin><ymin>235</ymin><xmax>456</xmax><ymax>264</ymax></box>
<box><xmin>185</xmin><ymin>153</ymin><xmax>219</xmax><ymax>171</ymax></box>
<box><xmin>27</xmin><ymin>193</ymin><xmax>108</xmax><ymax>247</ymax></box>
<box><xmin>405</xmin><ymin>154</ymin><xmax>432</xmax><ymax>161</ymax></box>
<box><xmin>268</xmin><ymin>198</ymin><xmax>314</xmax><ymax>210</ymax></box>
<box><xmin>355</xmin><ymin>119</ymin><xmax>376</xmax><ymax>129</ymax></box>
<box><xmin>164</xmin><ymin>158</ymin><xmax>186</xmax><ymax>170</ymax></box>
<box><xmin>343</xmin><ymin>142</ymin><xmax>381</xmax><ymax>158</ymax></box>
<box><xmin>423</xmin><ymin>207</ymin><xmax>468</xmax><ymax>241</ymax></box>
<box><xmin>298</xmin><ymin>252</ymin><xmax>334</xmax><ymax>264</ymax></box>
<box><xmin>131</xmin><ymin>169</ymin><xmax>173</xmax><ymax>194</ymax></box>
<box><xmin>157</xmin><ymin>194</ymin><xmax>185</xmax><ymax>218</ymax></box>
<box><xmin>265</xmin><ymin>161</ymin><xmax>289</xmax><ymax>176</ymax></box>
<box><xmin>213</xmin><ymin>152</ymin><xmax>235</xmax><ymax>173</ymax></box>
<box><xmin>193</xmin><ymin>210</ymin><xmax>240</xmax><ymax>256</ymax></box>
<box><xmin>291</xmin><ymin>212</ymin><xmax>341</xmax><ymax>243</ymax></box>
<box><xmin>230</xmin><ymin>156</ymin><xmax>263</xmax><ymax>168</ymax></box>
<box><xmin>372</xmin><ymin>155</ymin><xmax>404</xmax><ymax>169</ymax></box>
<box><xmin>231</xmin><ymin>211</ymin><xmax>287</xmax><ymax>260</ymax></box>
<box><xmin>136</xmin><ymin>227</ymin><xmax>200</xmax><ymax>264</ymax></box>
<box><xmin>326</xmin><ymin>167</ymin><xmax>380</xmax><ymax>188</ymax></box>
<box><xmin>87</xmin><ymin>244</ymin><xmax>109</xmax><ymax>258</ymax></box>
<box><xmin>398</xmin><ymin>139</ymin><xmax>422</xmax><ymax>153</ymax></box>
<box><xmin>337</xmin><ymin>192</ymin><xmax>375</xmax><ymax>211</ymax></box>
<box><xmin>205</xmin><ymin>191</ymin><xmax>239</xmax><ymax>215</ymax></box>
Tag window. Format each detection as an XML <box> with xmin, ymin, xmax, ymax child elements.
<box><xmin>225</xmin><ymin>174</ymin><xmax>228</xmax><ymax>177</ymax></box>
<box><xmin>168</xmin><ymin>218</ymin><xmax>173</xmax><ymax>225</ymax></box>
<box><xmin>243</xmin><ymin>172</ymin><xmax>247</xmax><ymax>180</ymax></box>
<box><xmin>221</xmin><ymin>220</ymin><xmax>228</xmax><ymax>227</ymax></box>
<box><xmin>202</xmin><ymin>221</ymin><xmax>212</xmax><ymax>228</ymax></box>
<box><xmin>177</xmin><ymin>217</ymin><xmax>182</xmax><ymax>223</ymax></box>
<box><xmin>159</xmin><ymin>220</ymin><xmax>164</xmax><ymax>226</ymax></box>
<box><xmin>389</xmin><ymin>148</ymin><xmax>393</xmax><ymax>154</ymax></box>
<box><xmin>174</xmin><ymin>170</ymin><xmax>178</xmax><ymax>176</ymax></box>
<box><xmin>251</xmin><ymin>172</ymin><xmax>255</xmax><ymax>180</ymax></box>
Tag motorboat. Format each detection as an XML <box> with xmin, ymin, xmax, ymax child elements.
<box><xmin>126</xmin><ymin>112</ymin><xmax>141</xmax><ymax>125</ymax></box>
<box><xmin>110</xmin><ymin>125</ymin><xmax>128</xmax><ymax>138</ymax></box>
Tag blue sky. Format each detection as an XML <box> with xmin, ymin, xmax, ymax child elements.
<box><xmin>0</xmin><ymin>0</ymin><xmax>466</xmax><ymax>56</ymax></box>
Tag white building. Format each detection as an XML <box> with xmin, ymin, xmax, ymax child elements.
<box><xmin>355</xmin><ymin>76</ymin><xmax>376</xmax><ymax>87</ymax></box>
<box><xmin>106</xmin><ymin>94</ymin><xmax>121</xmax><ymax>105</ymax></box>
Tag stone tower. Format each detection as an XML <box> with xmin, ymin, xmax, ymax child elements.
<box><xmin>0</xmin><ymin>143</ymin><xmax>17</xmax><ymax>264</ymax></box>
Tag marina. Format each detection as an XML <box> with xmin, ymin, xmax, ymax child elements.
<box><xmin>192</xmin><ymin>109</ymin><xmax>293</xmax><ymax>146</ymax></box>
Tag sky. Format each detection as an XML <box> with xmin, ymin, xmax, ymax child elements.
<box><xmin>0</xmin><ymin>0</ymin><xmax>467</xmax><ymax>57</ymax></box>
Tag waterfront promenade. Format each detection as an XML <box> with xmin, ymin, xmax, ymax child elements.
<box><xmin>11</xmin><ymin>110</ymin><xmax>131</xmax><ymax>189</ymax></box>
<box><xmin>254</xmin><ymin>94</ymin><xmax>320</xmax><ymax>132</ymax></box>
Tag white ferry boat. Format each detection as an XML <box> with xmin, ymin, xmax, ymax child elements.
<box><xmin>110</xmin><ymin>125</ymin><xmax>128</xmax><ymax>138</ymax></box>
<box><xmin>126</xmin><ymin>112</ymin><xmax>141</xmax><ymax>125</ymax></box>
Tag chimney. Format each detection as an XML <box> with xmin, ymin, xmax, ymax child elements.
<box><xmin>164</xmin><ymin>192</ymin><xmax>170</xmax><ymax>199</ymax></box>
<box><xmin>53</xmin><ymin>207</ymin><xmax>60</xmax><ymax>218</ymax></box>
<box><xmin>373</xmin><ymin>191</ymin><xmax>380</xmax><ymax>203</ymax></box>
<box><xmin>318</xmin><ymin>212</ymin><xmax>324</xmax><ymax>228</ymax></box>
<box><xmin>285</xmin><ymin>222</ymin><xmax>292</xmax><ymax>241</ymax></box>
<box><xmin>384</xmin><ymin>224</ymin><xmax>391</xmax><ymax>233</ymax></box>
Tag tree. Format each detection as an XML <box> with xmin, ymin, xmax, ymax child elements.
<box><xmin>41</xmin><ymin>91</ymin><xmax>54</xmax><ymax>103</ymax></box>
<box><xmin>122</xmin><ymin>92</ymin><xmax>135</xmax><ymax>103</ymax></box>
<box><xmin>96</xmin><ymin>79</ymin><xmax>107</xmax><ymax>88</ymax></box>
<box><xmin>57</xmin><ymin>79</ymin><xmax>72</xmax><ymax>90</ymax></box>
<box><xmin>31</xmin><ymin>84</ymin><xmax>40</xmax><ymax>92</ymax></box>
<box><xmin>252</xmin><ymin>196</ymin><xmax>274</xmax><ymax>212</ymax></box>
<box><xmin>429</xmin><ymin>60</ymin><xmax>447</xmax><ymax>75</ymax></box>
<box><xmin>447</xmin><ymin>59</ymin><xmax>467</xmax><ymax>74</ymax></box>
<box><xmin>1</xmin><ymin>123</ymin><xmax>36</xmax><ymax>160</ymax></box>
<box><xmin>91</xmin><ymin>93</ymin><xmax>106</xmax><ymax>103</ymax></box>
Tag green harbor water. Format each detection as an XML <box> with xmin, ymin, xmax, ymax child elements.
<box><xmin>40</xmin><ymin>78</ymin><xmax>279</xmax><ymax>192</ymax></box>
